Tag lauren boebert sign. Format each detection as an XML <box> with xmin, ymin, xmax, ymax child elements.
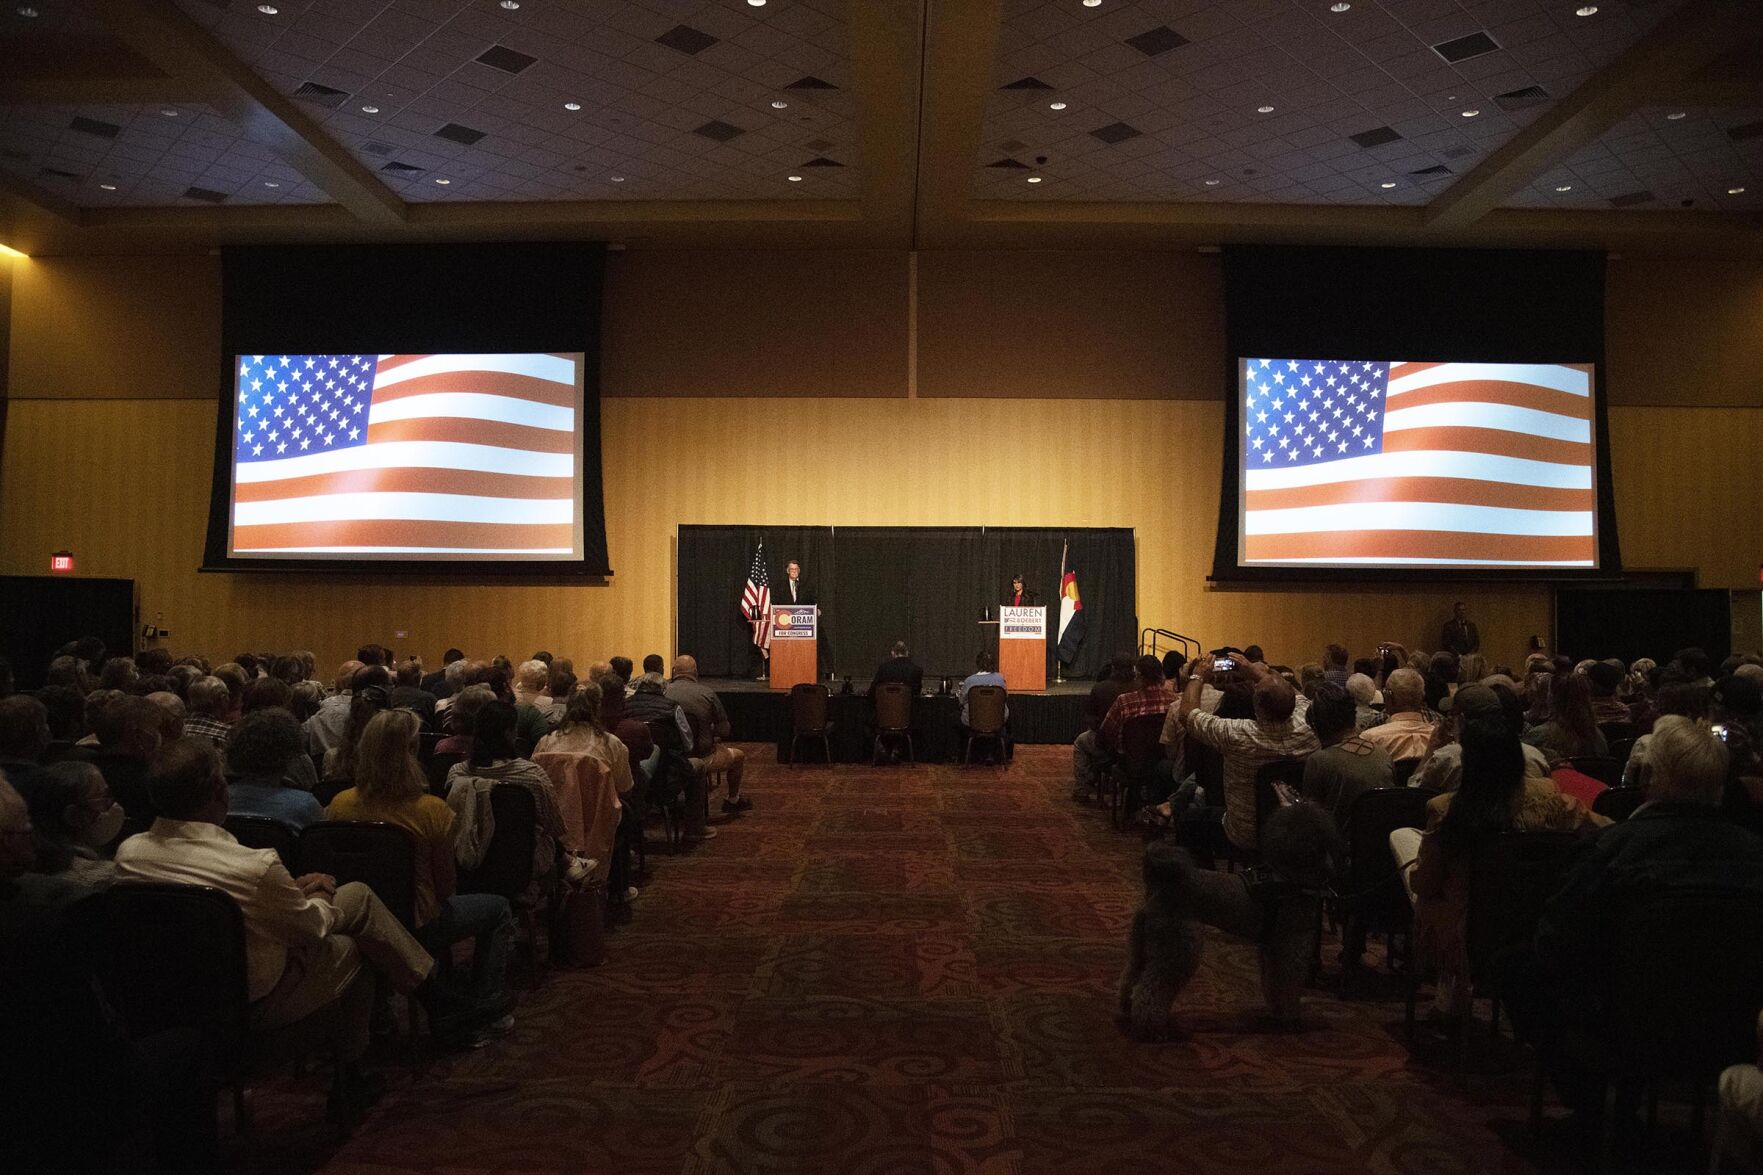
<box><xmin>999</xmin><ymin>606</ymin><xmax>1046</xmax><ymax>640</ymax></box>
<box><xmin>770</xmin><ymin>605</ymin><xmax>818</xmax><ymax>640</ymax></box>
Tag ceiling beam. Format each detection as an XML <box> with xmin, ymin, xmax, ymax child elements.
<box><xmin>0</xmin><ymin>173</ymin><xmax>84</xmax><ymax>227</ymax></box>
<box><xmin>92</xmin><ymin>0</ymin><xmax>406</xmax><ymax>226</ymax></box>
<box><xmin>913</xmin><ymin>0</ymin><xmax>1003</xmax><ymax>248</ymax></box>
<box><xmin>846</xmin><ymin>0</ymin><xmax>924</xmax><ymax>247</ymax></box>
<box><xmin>1424</xmin><ymin>0</ymin><xmax>1763</xmax><ymax>232</ymax></box>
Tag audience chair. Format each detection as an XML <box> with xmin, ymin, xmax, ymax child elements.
<box><xmin>298</xmin><ymin>822</ymin><xmax>419</xmax><ymax>930</ymax></box>
<box><xmin>1608</xmin><ymin>737</ymin><xmax>1637</xmax><ymax>772</ymax></box>
<box><xmin>425</xmin><ymin>752</ymin><xmax>465</xmax><ymax>797</ymax></box>
<box><xmin>871</xmin><ymin>682</ymin><xmax>914</xmax><ymax>765</ymax></box>
<box><xmin>1391</xmin><ymin>757</ymin><xmax>1425</xmax><ymax>787</ymax></box>
<box><xmin>1338</xmin><ymin>786</ymin><xmax>1435</xmax><ymax>986</ymax></box>
<box><xmin>418</xmin><ymin>731</ymin><xmax>443</xmax><ymax>762</ymax></box>
<box><xmin>1253</xmin><ymin>758</ymin><xmax>1307</xmax><ymax>834</ymax></box>
<box><xmin>788</xmin><ymin>683</ymin><xmax>832</xmax><ymax>764</ymax></box>
<box><xmin>1592</xmin><ymin>785</ymin><xmax>1645</xmax><ymax>822</ymax></box>
<box><xmin>642</xmin><ymin>719</ymin><xmax>688</xmax><ymax>853</ymax></box>
<box><xmin>1566</xmin><ymin>755</ymin><xmax>1623</xmax><ymax>788</ymax></box>
<box><xmin>1110</xmin><ymin>713</ymin><xmax>1167</xmax><ymax>829</ymax></box>
<box><xmin>223</xmin><ymin>814</ymin><xmax>299</xmax><ymax>872</ymax></box>
<box><xmin>1597</xmin><ymin>721</ymin><xmax>1634</xmax><ymax>747</ymax></box>
<box><xmin>459</xmin><ymin>784</ymin><xmax>545</xmax><ymax>985</ymax></box>
<box><xmin>1528</xmin><ymin>888</ymin><xmax>1763</xmax><ymax>1170</ymax></box>
<box><xmin>685</xmin><ymin>712</ymin><xmax>720</xmax><ymax>824</ymax></box>
<box><xmin>1437</xmin><ymin>830</ymin><xmax>1582</xmax><ymax>1082</ymax></box>
<box><xmin>963</xmin><ymin>685</ymin><xmax>1008</xmax><ymax>765</ymax></box>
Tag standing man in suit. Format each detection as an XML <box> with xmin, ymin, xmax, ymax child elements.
<box><xmin>1004</xmin><ymin>574</ymin><xmax>1039</xmax><ymax>608</ymax></box>
<box><xmin>1440</xmin><ymin>601</ymin><xmax>1480</xmax><ymax>657</ymax></box>
<box><xmin>783</xmin><ymin>559</ymin><xmax>831</xmax><ymax>679</ymax></box>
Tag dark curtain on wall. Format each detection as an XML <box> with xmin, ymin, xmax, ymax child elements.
<box><xmin>678</xmin><ymin>526</ymin><xmax>1135</xmax><ymax>681</ymax></box>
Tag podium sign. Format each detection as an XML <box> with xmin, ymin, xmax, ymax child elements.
<box><xmin>997</xmin><ymin>605</ymin><xmax>1047</xmax><ymax>692</ymax></box>
<box><xmin>770</xmin><ymin>604</ymin><xmax>818</xmax><ymax>690</ymax></box>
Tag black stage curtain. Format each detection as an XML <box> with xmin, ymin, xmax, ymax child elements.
<box><xmin>678</xmin><ymin>526</ymin><xmax>1135</xmax><ymax>681</ymax></box>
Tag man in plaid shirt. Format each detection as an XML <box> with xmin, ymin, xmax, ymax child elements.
<box><xmin>1099</xmin><ymin>655</ymin><xmax>1175</xmax><ymax>751</ymax></box>
<box><xmin>182</xmin><ymin>675</ymin><xmax>234</xmax><ymax>748</ymax></box>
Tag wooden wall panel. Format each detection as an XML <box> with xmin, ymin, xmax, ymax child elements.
<box><xmin>1606</xmin><ymin>257</ymin><xmax>1763</xmax><ymax>407</ymax></box>
<box><xmin>1607</xmin><ymin>406</ymin><xmax>1763</xmax><ymax>586</ymax></box>
<box><xmin>916</xmin><ymin>250</ymin><xmax>1226</xmax><ymax>399</ymax></box>
<box><xmin>600</xmin><ymin>249</ymin><xmax>909</xmax><ymax>398</ymax></box>
<box><xmin>9</xmin><ymin>255</ymin><xmax>221</xmax><ymax>399</ymax></box>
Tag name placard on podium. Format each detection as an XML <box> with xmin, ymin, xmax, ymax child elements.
<box><xmin>998</xmin><ymin>605</ymin><xmax>1047</xmax><ymax>692</ymax></box>
<box><xmin>770</xmin><ymin>604</ymin><xmax>818</xmax><ymax>690</ymax></box>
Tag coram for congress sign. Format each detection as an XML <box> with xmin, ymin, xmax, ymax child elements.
<box><xmin>770</xmin><ymin>605</ymin><xmax>817</xmax><ymax>640</ymax></box>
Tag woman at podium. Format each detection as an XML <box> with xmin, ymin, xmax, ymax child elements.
<box><xmin>1004</xmin><ymin>574</ymin><xmax>1039</xmax><ymax>607</ymax></box>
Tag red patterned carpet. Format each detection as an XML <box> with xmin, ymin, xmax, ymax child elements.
<box><xmin>236</xmin><ymin>746</ymin><xmax>1707</xmax><ymax>1174</ymax></box>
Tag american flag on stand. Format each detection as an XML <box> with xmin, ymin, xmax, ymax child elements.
<box><xmin>229</xmin><ymin>353</ymin><xmax>582</xmax><ymax>557</ymax></box>
<box><xmin>741</xmin><ymin>542</ymin><xmax>772</xmax><ymax>650</ymax></box>
<box><xmin>1240</xmin><ymin>358</ymin><xmax>1597</xmax><ymax>567</ymax></box>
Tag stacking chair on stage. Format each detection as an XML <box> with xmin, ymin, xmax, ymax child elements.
<box><xmin>872</xmin><ymin>682</ymin><xmax>914</xmax><ymax>765</ymax></box>
<box><xmin>789</xmin><ymin>683</ymin><xmax>832</xmax><ymax>764</ymax></box>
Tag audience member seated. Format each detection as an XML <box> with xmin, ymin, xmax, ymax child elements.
<box><xmin>1398</xmin><ymin>719</ymin><xmax>1606</xmax><ymax>1021</ymax></box>
<box><xmin>512</xmin><ymin>659</ymin><xmax>557</xmax><ymax>723</ymax></box>
<box><xmin>445</xmin><ymin>702</ymin><xmax>574</xmax><ymax>904</ymax></box>
<box><xmin>0</xmin><ymin>694</ymin><xmax>52</xmax><ymax>794</ymax></box>
<box><xmin>115</xmin><ymin>737</ymin><xmax>436</xmax><ymax>1118</ymax></box>
<box><xmin>327</xmin><ymin>710</ymin><xmax>516</xmax><ymax>1044</ymax></box>
<box><xmin>422</xmin><ymin>649</ymin><xmax>463</xmax><ymax>698</ymax></box>
<box><xmin>609</xmin><ymin>656</ymin><xmax>635</xmax><ymax>694</ymax></box>
<box><xmin>1412</xmin><ymin>684</ymin><xmax>1550</xmax><ymax>792</ymax></box>
<box><xmin>322</xmin><ymin>685</ymin><xmax>391</xmax><ymax>784</ymax></box>
<box><xmin>436</xmin><ymin>684</ymin><xmax>494</xmax><ymax>757</ymax></box>
<box><xmin>1586</xmin><ymin>660</ymin><xmax>1630</xmax><ymax>726</ymax></box>
<box><xmin>19</xmin><ymin>760</ymin><xmax>123</xmax><ymax>886</ymax></box>
<box><xmin>1073</xmin><ymin>656</ymin><xmax>1134</xmax><ymax>800</ymax></box>
<box><xmin>145</xmin><ymin>691</ymin><xmax>186</xmax><ymax>743</ymax></box>
<box><xmin>956</xmin><ymin>650</ymin><xmax>1009</xmax><ymax>760</ymax></box>
<box><xmin>433</xmin><ymin>657</ymin><xmax>473</xmax><ymax>714</ymax></box>
<box><xmin>1716</xmin><ymin>1012</ymin><xmax>1763</xmax><ymax>1175</ymax></box>
<box><xmin>389</xmin><ymin>659</ymin><xmax>438</xmax><ymax>729</ymax></box>
<box><xmin>182</xmin><ymin>675</ymin><xmax>233</xmax><ymax>748</ymax></box>
<box><xmin>1345</xmin><ymin>673</ymin><xmax>1381</xmax><ymax>731</ymax></box>
<box><xmin>1359</xmin><ymin>668</ymin><xmax>1436</xmax><ymax>762</ymax></box>
<box><xmin>226</xmin><ymin>709</ymin><xmax>324</xmax><ymax>832</ymax></box>
<box><xmin>1508</xmin><ymin>716</ymin><xmax>1763</xmax><ymax>1124</ymax></box>
<box><xmin>538</xmin><ymin>681</ymin><xmax>640</xmax><ymax>899</ymax></box>
<box><xmin>1523</xmin><ymin>671</ymin><xmax>1609</xmax><ymax>764</ymax></box>
<box><xmin>1301</xmin><ymin>681</ymin><xmax>1393</xmax><ymax>827</ymax></box>
<box><xmin>302</xmin><ymin>660</ymin><xmax>364</xmax><ymax>756</ymax></box>
<box><xmin>68</xmin><ymin>694</ymin><xmax>163</xmax><ymax>823</ymax></box>
<box><xmin>593</xmin><ymin>669</ymin><xmax>653</xmax><ymax>770</ymax></box>
<box><xmin>539</xmin><ymin>665</ymin><xmax>576</xmax><ymax>725</ymax></box>
<box><xmin>1182</xmin><ymin>658</ymin><xmax>1320</xmax><ymax>857</ymax></box>
<box><xmin>1321</xmin><ymin>644</ymin><xmax>1350</xmax><ymax>687</ymax></box>
<box><xmin>35</xmin><ymin>684</ymin><xmax>86</xmax><ymax>751</ymax></box>
<box><xmin>668</xmin><ymin>655</ymin><xmax>751</xmax><ymax>814</ymax></box>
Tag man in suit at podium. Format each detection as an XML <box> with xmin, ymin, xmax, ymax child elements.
<box><xmin>782</xmin><ymin>559</ymin><xmax>830</xmax><ymax>678</ymax></box>
<box><xmin>1004</xmin><ymin>574</ymin><xmax>1038</xmax><ymax>608</ymax></box>
<box><xmin>1440</xmin><ymin>601</ymin><xmax>1480</xmax><ymax>657</ymax></box>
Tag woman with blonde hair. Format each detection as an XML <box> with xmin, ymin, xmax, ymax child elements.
<box><xmin>327</xmin><ymin>709</ymin><xmax>516</xmax><ymax>1043</ymax></box>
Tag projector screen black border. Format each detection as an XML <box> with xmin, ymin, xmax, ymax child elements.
<box><xmin>200</xmin><ymin>241</ymin><xmax>611</xmax><ymax>577</ymax></box>
<box><xmin>1209</xmin><ymin>245</ymin><xmax>1621</xmax><ymax>585</ymax></box>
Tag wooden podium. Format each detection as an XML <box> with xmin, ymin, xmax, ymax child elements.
<box><xmin>997</xmin><ymin>605</ymin><xmax>1047</xmax><ymax>693</ymax></box>
<box><xmin>769</xmin><ymin>604</ymin><xmax>818</xmax><ymax>691</ymax></box>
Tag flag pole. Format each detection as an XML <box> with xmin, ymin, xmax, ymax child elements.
<box><xmin>1055</xmin><ymin>540</ymin><xmax>1068</xmax><ymax>685</ymax></box>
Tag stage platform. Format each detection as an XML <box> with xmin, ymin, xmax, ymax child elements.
<box><xmin>708</xmin><ymin>677</ymin><xmax>1087</xmax><ymax>763</ymax></box>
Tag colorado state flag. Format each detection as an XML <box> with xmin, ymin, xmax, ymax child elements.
<box><xmin>1057</xmin><ymin>571</ymin><xmax>1087</xmax><ymax>663</ymax></box>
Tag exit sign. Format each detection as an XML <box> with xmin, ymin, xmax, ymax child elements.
<box><xmin>50</xmin><ymin>551</ymin><xmax>74</xmax><ymax>573</ymax></box>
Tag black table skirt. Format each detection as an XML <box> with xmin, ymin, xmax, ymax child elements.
<box><xmin>716</xmin><ymin>687</ymin><xmax>1086</xmax><ymax>764</ymax></box>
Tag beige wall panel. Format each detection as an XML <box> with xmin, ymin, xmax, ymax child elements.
<box><xmin>1607</xmin><ymin>406</ymin><xmax>1763</xmax><ymax>588</ymax></box>
<box><xmin>916</xmin><ymin>250</ymin><xmax>1226</xmax><ymax>399</ymax></box>
<box><xmin>600</xmin><ymin>249</ymin><xmax>909</xmax><ymax>398</ymax></box>
<box><xmin>9</xmin><ymin>255</ymin><xmax>221</xmax><ymax>399</ymax></box>
<box><xmin>1606</xmin><ymin>258</ymin><xmax>1763</xmax><ymax>407</ymax></box>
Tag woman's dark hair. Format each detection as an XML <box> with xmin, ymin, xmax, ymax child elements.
<box><xmin>1549</xmin><ymin>672</ymin><xmax>1598</xmax><ymax>743</ymax></box>
<box><xmin>469</xmin><ymin>700</ymin><xmax>520</xmax><ymax>767</ymax></box>
<box><xmin>270</xmin><ymin>655</ymin><xmax>306</xmax><ymax>685</ymax></box>
<box><xmin>1655</xmin><ymin>682</ymin><xmax>1710</xmax><ymax>721</ymax></box>
<box><xmin>1305</xmin><ymin>681</ymin><xmax>1356</xmax><ymax>743</ymax></box>
<box><xmin>226</xmin><ymin>708</ymin><xmax>304</xmax><ymax>778</ymax></box>
<box><xmin>1434</xmin><ymin>719</ymin><xmax>1527</xmax><ymax>855</ymax></box>
<box><xmin>482</xmin><ymin>667</ymin><xmax>514</xmax><ymax>704</ymax></box>
<box><xmin>240</xmin><ymin>676</ymin><xmax>294</xmax><ymax>715</ymax></box>
<box><xmin>33</xmin><ymin>685</ymin><xmax>87</xmax><ymax>740</ymax></box>
<box><xmin>330</xmin><ymin>687</ymin><xmax>391</xmax><ymax>780</ymax></box>
<box><xmin>1161</xmin><ymin>650</ymin><xmax>1184</xmax><ymax>682</ymax></box>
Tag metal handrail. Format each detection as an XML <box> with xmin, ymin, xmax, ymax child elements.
<box><xmin>1140</xmin><ymin>627</ymin><xmax>1200</xmax><ymax>662</ymax></box>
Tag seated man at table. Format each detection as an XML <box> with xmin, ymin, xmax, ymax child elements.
<box><xmin>871</xmin><ymin>641</ymin><xmax>924</xmax><ymax>696</ymax></box>
<box><xmin>957</xmin><ymin>651</ymin><xmax>1010</xmax><ymax>762</ymax></box>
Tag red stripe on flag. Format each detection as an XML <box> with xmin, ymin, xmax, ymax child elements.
<box><xmin>236</xmin><ymin>469</ymin><xmax>573</xmax><ymax>503</ymax></box>
<box><xmin>365</xmin><ymin>418</ymin><xmax>575</xmax><ymax>453</ymax></box>
<box><xmin>1245</xmin><ymin>478</ymin><xmax>1595</xmax><ymax>514</ymax></box>
<box><xmin>1245</xmin><ymin>530</ymin><xmax>1594</xmax><ymax>563</ymax></box>
<box><xmin>370</xmin><ymin>370</ymin><xmax>577</xmax><ymax>407</ymax></box>
<box><xmin>1384</xmin><ymin>380</ymin><xmax>1592</xmax><ymax>418</ymax></box>
<box><xmin>1379</xmin><ymin>427</ymin><xmax>1590</xmax><ymax>465</ymax></box>
<box><xmin>234</xmin><ymin>518</ymin><xmax>577</xmax><ymax>551</ymax></box>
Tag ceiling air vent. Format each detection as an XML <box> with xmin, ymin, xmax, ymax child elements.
<box><xmin>1091</xmin><ymin>121</ymin><xmax>1142</xmax><ymax>145</ymax></box>
<box><xmin>1494</xmin><ymin>84</ymin><xmax>1550</xmax><ymax>111</ymax></box>
<box><xmin>655</xmin><ymin>25</ymin><xmax>718</xmax><ymax>55</ymax></box>
<box><xmin>1125</xmin><ymin>26</ymin><xmax>1189</xmax><ymax>56</ymax></box>
<box><xmin>183</xmin><ymin>186</ymin><xmax>227</xmax><ymax>203</ymax></box>
<box><xmin>292</xmin><ymin>80</ymin><xmax>348</xmax><ymax>107</ymax></box>
<box><xmin>1349</xmin><ymin>125</ymin><xmax>1402</xmax><ymax>149</ymax></box>
<box><xmin>360</xmin><ymin>140</ymin><xmax>395</xmax><ymax>157</ymax></box>
<box><xmin>1409</xmin><ymin>164</ymin><xmax>1453</xmax><ymax>176</ymax></box>
<box><xmin>785</xmin><ymin>76</ymin><xmax>837</xmax><ymax>89</ymax></box>
<box><xmin>1431</xmin><ymin>31</ymin><xmax>1499</xmax><ymax>64</ymax></box>
<box><xmin>475</xmin><ymin>44</ymin><xmax>537</xmax><ymax>74</ymax></box>
<box><xmin>1001</xmin><ymin>77</ymin><xmax>1054</xmax><ymax>90</ymax></box>
<box><xmin>1726</xmin><ymin>119</ymin><xmax>1763</xmax><ymax>143</ymax></box>
<box><xmin>69</xmin><ymin>116</ymin><xmax>121</xmax><ymax>139</ymax></box>
<box><xmin>380</xmin><ymin>161</ymin><xmax>425</xmax><ymax>174</ymax></box>
<box><xmin>433</xmin><ymin>122</ymin><xmax>487</xmax><ymax>145</ymax></box>
<box><xmin>1608</xmin><ymin>190</ymin><xmax>1655</xmax><ymax>208</ymax></box>
<box><xmin>986</xmin><ymin>158</ymin><xmax>1030</xmax><ymax>169</ymax></box>
<box><xmin>693</xmin><ymin>120</ymin><xmax>745</xmax><ymax>142</ymax></box>
<box><xmin>37</xmin><ymin>166</ymin><xmax>80</xmax><ymax>180</ymax></box>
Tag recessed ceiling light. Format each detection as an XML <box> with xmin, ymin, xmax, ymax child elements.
<box><xmin>563</xmin><ymin>102</ymin><xmax>581</xmax><ymax>111</ymax></box>
<box><xmin>1666</xmin><ymin>111</ymin><xmax>1686</xmax><ymax>120</ymax></box>
<box><xmin>771</xmin><ymin>100</ymin><xmax>788</xmax><ymax>109</ymax></box>
<box><xmin>361</xmin><ymin>104</ymin><xmax>380</xmax><ymax>113</ymax></box>
<box><xmin>264</xmin><ymin>181</ymin><xmax>280</xmax><ymax>188</ymax></box>
<box><xmin>1730</xmin><ymin>186</ymin><xmax>1748</xmax><ymax>195</ymax></box>
<box><xmin>256</xmin><ymin>3</ymin><xmax>277</xmax><ymax>13</ymax></box>
<box><xmin>1027</xmin><ymin>176</ymin><xmax>1042</xmax><ymax>183</ymax></box>
<box><xmin>99</xmin><ymin>183</ymin><xmax>116</xmax><ymax>191</ymax></box>
<box><xmin>16</xmin><ymin>5</ymin><xmax>38</xmax><ymax>15</ymax></box>
<box><xmin>1380</xmin><ymin>181</ymin><xmax>1396</xmax><ymax>188</ymax></box>
<box><xmin>434</xmin><ymin>178</ymin><xmax>450</xmax><ymax>185</ymax></box>
<box><xmin>1083</xmin><ymin>0</ymin><xmax>1102</xmax><ymax>7</ymax></box>
<box><xmin>610</xmin><ymin>175</ymin><xmax>625</xmax><ymax>182</ymax></box>
<box><xmin>1330</xmin><ymin>1</ymin><xmax>1350</xmax><ymax>10</ymax></box>
<box><xmin>499</xmin><ymin>0</ymin><xmax>519</xmax><ymax>8</ymax></box>
<box><xmin>1257</xmin><ymin>105</ymin><xmax>1275</xmax><ymax>114</ymax></box>
<box><xmin>1555</xmin><ymin>184</ymin><xmax>1572</xmax><ymax>192</ymax></box>
<box><xmin>1203</xmin><ymin>178</ymin><xmax>1221</xmax><ymax>186</ymax></box>
<box><xmin>1575</xmin><ymin>5</ymin><xmax>1597</xmax><ymax>15</ymax></box>
<box><xmin>160</xmin><ymin>108</ymin><xmax>179</xmax><ymax>117</ymax></box>
<box><xmin>1049</xmin><ymin>101</ymin><xmax>1067</xmax><ymax>110</ymax></box>
<box><xmin>1461</xmin><ymin>109</ymin><xmax>1480</xmax><ymax>118</ymax></box>
<box><xmin>787</xmin><ymin>174</ymin><xmax>802</xmax><ymax>182</ymax></box>
<box><xmin>748</xmin><ymin>0</ymin><xmax>766</xmax><ymax>6</ymax></box>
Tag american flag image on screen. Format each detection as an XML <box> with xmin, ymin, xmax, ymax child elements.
<box><xmin>229</xmin><ymin>353</ymin><xmax>583</xmax><ymax>557</ymax></box>
<box><xmin>1239</xmin><ymin>358</ymin><xmax>1596</xmax><ymax>567</ymax></box>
